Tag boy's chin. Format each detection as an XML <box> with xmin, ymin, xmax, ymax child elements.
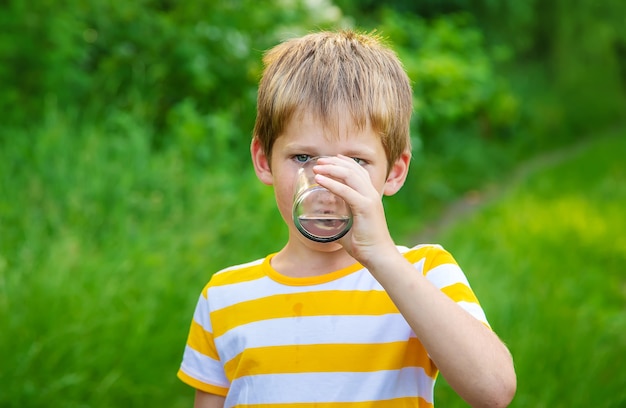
<box><xmin>292</xmin><ymin>233</ymin><xmax>345</xmax><ymax>252</ymax></box>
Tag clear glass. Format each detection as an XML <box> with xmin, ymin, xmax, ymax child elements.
<box><xmin>292</xmin><ymin>157</ymin><xmax>353</xmax><ymax>242</ymax></box>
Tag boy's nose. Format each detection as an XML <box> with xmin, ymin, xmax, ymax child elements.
<box><xmin>316</xmin><ymin>189</ymin><xmax>341</xmax><ymax>206</ymax></box>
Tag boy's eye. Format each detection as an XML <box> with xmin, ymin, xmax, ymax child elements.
<box><xmin>294</xmin><ymin>154</ymin><xmax>311</xmax><ymax>163</ymax></box>
<box><xmin>352</xmin><ymin>157</ymin><xmax>365</xmax><ymax>165</ymax></box>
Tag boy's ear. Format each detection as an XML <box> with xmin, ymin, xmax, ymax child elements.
<box><xmin>251</xmin><ymin>137</ymin><xmax>274</xmax><ymax>185</ymax></box>
<box><xmin>383</xmin><ymin>150</ymin><xmax>411</xmax><ymax>196</ymax></box>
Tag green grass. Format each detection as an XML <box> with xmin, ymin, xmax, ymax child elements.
<box><xmin>0</xmin><ymin>112</ymin><xmax>285</xmax><ymax>407</ymax></box>
<box><xmin>432</xmin><ymin>130</ymin><xmax>626</xmax><ymax>407</ymax></box>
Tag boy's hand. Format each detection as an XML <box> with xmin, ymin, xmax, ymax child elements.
<box><xmin>312</xmin><ymin>155</ymin><xmax>398</xmax><ymax>266</ymax></box>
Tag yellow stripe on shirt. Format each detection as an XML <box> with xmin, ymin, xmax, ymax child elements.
<box><xmin>440</xmin><ymin>282</ymin><xmax>480</xmax><ymax>304</ymax></box>
<box><xmin>187</xmin><ymin>319</ymin><xmax>219</xmax><ymax>360</ymax></box>
<box><xmin>232</xmin><ymin>396</ymin><xmax>434</xmax><ymax>408</ymax></box>
<box><xmin>224</xmin><ymin>338</ymin><xmax>437</xmax><ymax>380</ymax></box>
<box><xmin>211</xmin><ymin>289</ymin><xmax>399</xmax><ymax>337</ymax></box>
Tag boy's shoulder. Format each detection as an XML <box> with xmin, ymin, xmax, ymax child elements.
<box><xmin>397</xmin><ymin>243</ymin><xmax>443</xmax><ymax>253</ymax></box>
<box><xmin>398</xmin><ymin>243</ymin><xmax>447</xmax><ymax>259</ymax></box>
<box><xmin>399</xmin><ymin>243</ymin><xmax>459</xmax><ymax>273</ymax></box>
<box><xmin>204</xmin><ymin>255</ymin><xmax>271</xmax><ymax>289</ymax></box>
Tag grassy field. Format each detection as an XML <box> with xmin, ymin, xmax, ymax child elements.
<box><xmin>0</xmin><ymin>115</ymin><xmax>285</xmax><ymax>407</ymax></box>
<box><xmin>0</xmin><ymin>118</ymin><xmax>624</xmax><ymax>406</ymax></box>
<box><xmin>433</xmin><ymin>130</ymin><xmax>626</xmax><ymax>407</ymax></box>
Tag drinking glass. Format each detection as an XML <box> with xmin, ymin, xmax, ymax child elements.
<box><xmin>292</xmin><ymin>157</ymin><xmax>353</xmax><ymax>242</ymax></box>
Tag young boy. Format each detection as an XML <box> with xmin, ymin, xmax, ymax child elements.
<box><xmin>177</xmin><ymin>30</ymin><xmax>516</xmax><ymax>407</ymax></box>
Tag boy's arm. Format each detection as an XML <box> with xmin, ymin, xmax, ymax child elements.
<box><xmin>315</xmin><ymin>155</ymin><xmax>516</xmax><ymax>407</ymax></box>
<box><xmin>194</xmin><ymin>390</ymin><xmax>225</xmax><ymax>408</ymax></box>
<box><xmin>365</xmin><ymin>252</ymin><xmax>516</xmax><ymax>408</ymax></box>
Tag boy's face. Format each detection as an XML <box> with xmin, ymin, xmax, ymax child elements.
<box><xmin>252</xmin><ymin>108</ymin><xmax>408</xmax><ymax>249</ymax></box>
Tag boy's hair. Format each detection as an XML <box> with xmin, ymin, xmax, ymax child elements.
<box><xmin>253</xmin><ymin>30</ymin><xmax>413</xmax><ymax>167</ymax></box>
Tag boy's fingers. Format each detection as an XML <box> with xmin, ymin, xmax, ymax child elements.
<box><xmin>313</xmin><ymin>157</ymin><xmax>371</xmax><ymax>190</ymax></box>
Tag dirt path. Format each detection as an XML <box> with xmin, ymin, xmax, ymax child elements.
<box><xmin>412</xmin><ymin>138</ymin><xmax>594</xmax><ymax>242</ymax></box>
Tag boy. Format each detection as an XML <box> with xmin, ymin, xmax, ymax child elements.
<box><xmin>178</xmin><ymin>30</ymin><xmax>516</xmax><ymax>407</ymax></box>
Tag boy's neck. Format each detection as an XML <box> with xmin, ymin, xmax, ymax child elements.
<box><xmin>271</xmin><ymin>242</ymin><xmax>358</xmax><ymax>278</ymax></box>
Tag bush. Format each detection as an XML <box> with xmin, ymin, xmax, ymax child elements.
<box><xmin>378</xmin><ymin>9</ymin><xmax>520</xmax><ymax>144</ymax></box>
<box><xmin>0</xmin><ymin>0</ymin><xmax>347</xmax><ymax>157</ymax></box>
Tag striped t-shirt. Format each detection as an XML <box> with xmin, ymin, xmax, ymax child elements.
<box><xmin>178</xmin><ymin>244</ymin><xmax>489</xmax><ymax>407</ymax></box>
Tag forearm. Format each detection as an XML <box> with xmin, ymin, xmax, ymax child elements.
<box><xmin>194</xmin><ymin>390</ymin><xmax>225</xmax><ymax>408</ymax></box>
<box><xmin>365</xmin><ymin>251</ymin><xmax>516</xmax><ymax>407</ymax></box>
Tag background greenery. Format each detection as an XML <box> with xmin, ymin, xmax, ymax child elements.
<box><xmin>1</xmin><ymin>0</ymin><xmax>624</xmax><ymax>406</ymax></box>
<box><xmin>432</xmin><ymin>130</ymin><xmax>626</xmax><ymax>407</ymax></box>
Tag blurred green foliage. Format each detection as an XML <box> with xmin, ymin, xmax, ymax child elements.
<box><xmin>380</xmin><ymin>10</ymin><xmax>519</xmax><ymax>139</ymax></box>
<box><xmin>433</xmin><ymin>131</ymin><xmax>626</xmax><ymax>407</ymax></box>
<box><xmin>0</xmin><ymin>0</ymin><xmax>346</xmax><ymax>155</ymax></box>
<box><xmin>0</xmin><ymin>111</ymin><xmax>285</xmax><ymax>406</ymax></box>
<box><xmin>3</xmin><ymin>0</ymin><xmax>624</xmax><ymax>161</ymax></box>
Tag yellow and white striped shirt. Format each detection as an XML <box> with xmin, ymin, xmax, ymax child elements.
<box><xmin>178</xmin><ymin>244</ymin><xmax>489</xmax><ymax>407</ymax></box>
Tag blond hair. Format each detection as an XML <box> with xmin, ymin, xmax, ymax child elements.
<box><xmin>253</xmin><ymin>30</ymin><xmax>412</xmax><ymax>166</ymax></box>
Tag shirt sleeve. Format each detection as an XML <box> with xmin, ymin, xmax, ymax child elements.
<box><xmin>177</xmin><ymin>287</ymin><xmax>230</xmax><ymax>396</ymax></box>
<box><xmin>417</xmin><ymin>245</ymin><xmax>491</xmax><ymax>328</ymax></box>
